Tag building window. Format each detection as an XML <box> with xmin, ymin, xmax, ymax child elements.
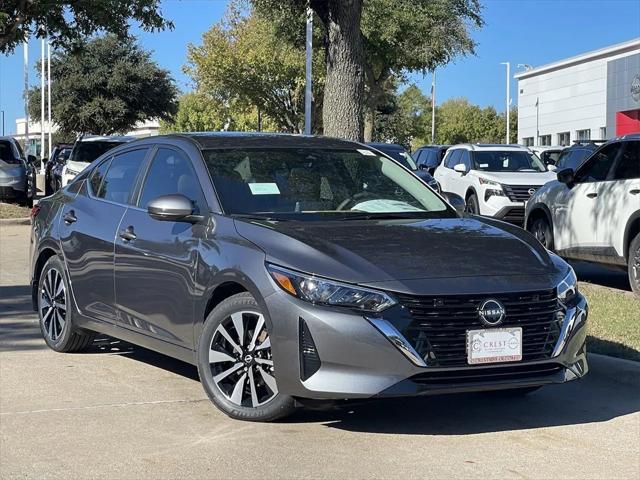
<box><xmin>539</xmin><ymin>135</ymin><xmax>551</xmax><ymax>146</ymax></box>
<box><xmin>576</xmin><ymin>129</ymin><xmax>591</xmax><ymax>141</ymax></box>
<box><xmin>523</xmin><ymin>137</ymin><xmax>534</xmax><ymax>147</ymax></box>
<box><xmin>600</xmin><ymin>127</ymin><xmax>607</xmax><ymax>140</ymax></box>
<box><xmin>557</xmin><ymin>132</ymin><xmax>570</xmax><ymax>146</ymax></box>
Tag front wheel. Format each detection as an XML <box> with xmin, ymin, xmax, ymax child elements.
<box><xmin>197</xmin><ymin>292</ymin><xmax>295</xmax><ymax>422</ymax></box>
<box><xmin>465</xmin><ymin>194</ymin><xmax>479</xmax><ymax>214</ymax></box>
<box><xmin>628</xmin><ymin>233</ymin><xmax>640</xmax><ymax>298</ymax></box>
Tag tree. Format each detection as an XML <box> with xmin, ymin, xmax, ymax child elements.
<box><xmin>253</xmin><ymin>0</ymin><xmax>483</xmax><ymax>141</ymax></box>
<box><xmin>160</xmin><ymin>91</ymin><xmax>277</xmax><ymax>133</ymax></box>
<box><xmin>0</xmin><ymin>0</ymin><xmax>171</xmax><ymax>54</ymax></box>
<box><xmin>29</xmin><ymin>35</ymin><xmax>178</xmax><ymax>136</ymax></box>
<box><xmin>186</xmin><ymin>5</ymin><xmax>324</xmax><ymax>134</ymax></box>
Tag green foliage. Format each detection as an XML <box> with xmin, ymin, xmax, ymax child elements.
<box><xmin>0</xmin><ymin>0</ymin><xmax>172</xmax><ymax>54</ymax></box>
<box><xmin>160</xmin><ymin>92</ymin><xmax>278</xmax><ymax>133</ymax></box>
<box><xmin>29</xmin><ymin>35</ymin><xmax>178</xmax><ymax>136</ymax></box>
<box><xmin>186</xmin><ymin>4</ymin><xmax>324</xmax><ymax>134</ymax></box>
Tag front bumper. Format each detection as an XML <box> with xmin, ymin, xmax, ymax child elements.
<box><xmin>266</xmin><ymin>290</ymin><xmax>588</xmax><ymax>400</ymax></box>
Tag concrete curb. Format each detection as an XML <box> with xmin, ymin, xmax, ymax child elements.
<box><xmin>0</xmin><ymin>217</ymin><xmax>31</xmax><ymax>226</ymax></box>
<box><xmin>588</xmin><ymin>353</ymin><xmax>640</xmax><ymax>388</ymax></box>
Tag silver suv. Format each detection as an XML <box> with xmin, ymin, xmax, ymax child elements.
<box><xmin>0</xmin><ymin>136</ymin><xmax>36</xmax><ymax>206</ymax></box>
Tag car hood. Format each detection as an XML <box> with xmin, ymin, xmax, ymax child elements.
<box><xmin>472</xmin><ymin>170</ymin><xmax>556</xmax><ymax>185</ymax></box>
<box><xmin>234</xmin><ymin>216</ymin><xmax>560</xmax><ymax>291</ymax></box>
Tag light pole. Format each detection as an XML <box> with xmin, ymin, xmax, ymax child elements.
<box><xmin>47</xmin><ymin>36</ymin><xmax>52</xmax><ymax>158</ymax></box>
<box><xmin>500</xmin><ymin>62</ymin><xmax>510</xmax><ymax>144</ymax></box>
<box><xmin>304</xmin><ymin>5</ymin><xmax>313</xmax><ymax>135</ymax></box>
<box><xmin>431</xmin><ymin>70</ymin><xmax>436</xmax><ymax>144</ymax></box>
<box><xmin>40</xmin><ymin>37</ymin><xmax>46</xmax><ymax>166</ymax></box>
<box><xmin>24</xmin><ymin>41</ymin><xmax>29</xmax><ymax>155</ymax></box>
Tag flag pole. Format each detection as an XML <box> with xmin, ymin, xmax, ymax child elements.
<box><xmin>24</xmin><ymin>41</ymin><xmax>29</xmax><ymax>155</ymax></box>
<box><xmin>304</xmin><ymin>5</ymin><xmax>313</xmax><ymax>135</ymax></box>
<box><xmin>431</xmin><ymin>70</ymin><xmax>436</xmax><ymax>144</ymax></box>
<box><xmin>47</xmin><ymin>36</ymin><xmax>52</xmax><ymax>158</ymax></box>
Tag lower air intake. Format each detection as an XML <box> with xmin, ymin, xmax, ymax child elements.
<box><xmin>299</xmin><ymin>318</ymin><xmax>321</xmax><ymax>381</ymax></box>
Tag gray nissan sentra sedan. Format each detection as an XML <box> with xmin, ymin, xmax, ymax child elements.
<box><xmin>30</xmin><ymin>133</ymin><xmax>588</xmax><ymax>421</ymax></box>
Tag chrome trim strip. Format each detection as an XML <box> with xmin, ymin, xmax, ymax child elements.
<box><xmin>552</xmin><ymin>304</ymin><xmax>586</xmax><ymax>358</ymax></box>
<box><xmin>367</xmin><ymin>317</ymin><xmax>427</xmax><ymax>367</ymax></box>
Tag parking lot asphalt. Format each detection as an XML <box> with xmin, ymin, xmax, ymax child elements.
<box><xmin>1</xmin><ymin>223</ymin><xmax>639</xmax><ymax>479</ymax></box>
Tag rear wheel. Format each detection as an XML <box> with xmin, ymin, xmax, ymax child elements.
<box><xmin>197</xmin><ymin>292</ymin><xmax>295</xmax><ymax>422</ymax></box>
<box><xmin>530</xmin><ymin>216</ymin><xmax>554</xmax><ymax>250</ymax></box>
<box><xmin>628</xmin><ymin>233</ymin><xmax>640</xmax><ymax>298</ymax></box>
<box><xmin>465</xmin><ymin>194</ymin><xmax>479</xmax><ymax>214</ymax></box>
<box><xmin>38</xmin><ymin>256</ymin><xmax>95</xmax><ymax>352</ymax></box>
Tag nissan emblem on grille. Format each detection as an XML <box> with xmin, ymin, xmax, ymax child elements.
<box><xmin>478</xmin><ymin>299</ymin><xmax>506</xmax><ymax>326</ymax></box>
<box><xmin>528</xmin><ymin>188</ymin><xmax>537</xmax><ymax>196</ymax></box>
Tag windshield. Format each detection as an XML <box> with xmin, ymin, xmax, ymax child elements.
<box><xmin>0</xmin><ymin>140</ymin><xmax>20</xmax><ymax>164</ymax></box>
<box><xmin>71</xmin><ymin>141</ymin><xmax>125</xmax><ymax>164</ymax></box>
<box><xmin>203</xmin><ymin>148</ymin><xmax>452</xmax><ymax>220</ymax></box>
<box><xmin>473</xmin><ymin>150</ymin><xmax>546</xmax><ymax>172</ymax></box>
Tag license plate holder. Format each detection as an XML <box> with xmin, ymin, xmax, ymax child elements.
<box><xmin>467</xmin><ymin>327</ymin><xmax>522</xmax><ymax>365</ymax></box>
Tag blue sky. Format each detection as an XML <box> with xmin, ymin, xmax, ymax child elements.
<box><xmin>1</xmin><ymin>0</ymin><xmax>639</xmax><ymax>135</ymax></box>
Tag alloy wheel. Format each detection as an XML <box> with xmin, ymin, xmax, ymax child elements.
<box><xmin>533</xmin><ymin>222</ymin><xmax>548</xmax><ymax>247</ymax></box>
<box><xmin>40</xmin><ymin>268</ymin><xmax>67</xmax><ymax>342</ymax></box>
<box><xmin>208</xmin><ymin>310</ymin><xmax>277</xmax><ymax>408</ymax></box>
<box><xmin>634</xmin><ymin>246</ymin><xmax>640</xmax><ymax>288</ymax></box>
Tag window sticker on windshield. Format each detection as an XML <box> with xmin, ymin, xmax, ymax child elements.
<box><xmin>357</xmin><ymin>149</ymin><xmax>376</xmax><ymax>156</ymax></box>
<box><xmin>249</xmin><ymin>183</ymin><xmax>280</xmax><ymax>195</ymax></box>
<box><xmin>479</xmin><ymin>163</ymin><xmax>489</xmax><ymax>168</ymax></box>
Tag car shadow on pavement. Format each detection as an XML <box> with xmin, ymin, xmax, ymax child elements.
<box><xmin>283</xmin><ymin>375</ymin><xmax>640</xmax><ymax>434</ymax></box>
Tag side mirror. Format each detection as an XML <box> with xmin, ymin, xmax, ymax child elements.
<box><xmin>442</xmin><ymin>192</ymin><xmax>466</xmax><ymax>214</ymax></box>
<box><xmin>547</xmin><ymin>164</ymin><xmax>557</xmax><ymax>172</ymax></box>
<box><xmin>28</xmin><ymin>154</ymin><xmax>37</xmax><ymax>164</ymax></box>
<box><xmin>557</xmin><ymin>168</ymin><xmax>574</xmax><ymax>186</ymax></box>
<box><xmin>453</xmin><ymin>163</ymin><xmax>468</xmax><ymax>174</ymax></box>
<box><xmin>147</xmin><ymin>194</ymin><xmax>204</xmax><ymax>223</ymax></box>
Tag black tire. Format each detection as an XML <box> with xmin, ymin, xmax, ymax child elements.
<box><xmin>197</xmin><ymin>292</ymin><xmax>295</xmax><ymax>422</ymax></box>
<box><xmin>38</xmin><ymin>256</ymin><xmax>95</xmax><ymax>352</ymax></box>
<box><xmin>628</xmin><ymin>233</ymin><xmax>640</xmax><ymax>298</ymax></box>
<box><xmin>530</xmin><ymin>216</ymin><xmax>554</xmax><ymax>251</ymax></box>
<box><xmin>465</xmin><ymin>193</ymin><xmax>479</xmax><ymax>215</ymax></box>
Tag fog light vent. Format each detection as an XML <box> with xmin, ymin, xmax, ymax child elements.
<box><xmin>299</xmin><ymin>318</ymin><xmax>321</xmax><ymax>381</ymax></box>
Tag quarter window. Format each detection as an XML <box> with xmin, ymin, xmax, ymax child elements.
<box><xmin>89</xmin><ymin>158</ymin><xmax>112</xmax><ymax>196</ymax></box>
<box><xmin>95</xmin><ymin>149</ymin><xmax>147</xmax><ymax>204</ymax></box>
<box><xmin>576</xmin><ymin>143</ymin><xmax>621</xmax><ymax>183</ymax></box>
<box><xmin>138</xmin><ymin>148</ymin><xmax>207</xmax><ymax>213</ymax></box>
<box><xmin>611</xmin><ymin>142</ymin><xmax>640</xmax><ymax>180</ymax></box>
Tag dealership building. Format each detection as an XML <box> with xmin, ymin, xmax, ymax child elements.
<box><xmin>516</xmin><ymin>38</ymin><xmax>640</xmax><ymax>147</ymax></box>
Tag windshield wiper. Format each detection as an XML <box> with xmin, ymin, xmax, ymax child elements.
<box><xmin>338</xmin><ymin>212</ymin><xmax>428</xmax><ymax>220</ymax></box>
<box><xmin>233</xmin><ymin>214</ymin><xmax>288</xmax><ymax>222</ymax></box>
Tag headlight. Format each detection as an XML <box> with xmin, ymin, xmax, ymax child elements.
<box><xmin>557</xmin><ymin>268</ymin><xmax>578</xmax><ymax>304</ymax></box>
<box><xmin>267</xmin><ymin>264</ymin><xmax>397</xmax><ymax>312</ymax></box>
<box><xmin>479</xmin><ymin>177</ymin><xmax>501</xmax><ymax>187</ymax></box>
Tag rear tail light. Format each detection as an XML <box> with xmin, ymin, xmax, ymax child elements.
<box><xmin>30</xmin><ymin>205</ymin><xmax>41</xmax><ymax>220</ymax></box>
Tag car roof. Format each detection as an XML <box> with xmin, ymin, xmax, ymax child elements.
<box><xmin>161</xmin><ymin>132</ymin><xmax>368</xmax><ymax>151</ymax></box>
<box><xmin>366</xmin><ymin>142</ymin><xmax>405</xmax><ymax>151</ymax></box>
<box><xmin>77</xmin><ymin>135</ymin><xmax>137</xmax><ymax>143</ymax></box>
<box><xmin>448</xmin><ymin>143</ymin><xmax>530</xmax><ymax>152</ymax></box>
<box><xmin>415</xmin><ymin>145</ymin><xmax>450</xmax><ymax>150</ymax></box>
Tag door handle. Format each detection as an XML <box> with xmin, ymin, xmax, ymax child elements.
<box><xmin>630</xmin><ymin>189</ymin><xmax>640</xmax><ymax>195</ymax></box>
<box><xmin>63</xmin><ymin>210</ymin><xmax>77</xmax><ymax>224</ymax></box>
<box><xmin>586</xmin><ymin>192</ymin><xmax>598</xmax><ymax>198</ymax></box>
<box><xmin>119</xmin><ymin>226</ymin><xmax>137</xmax><ymax>242</ymax></box>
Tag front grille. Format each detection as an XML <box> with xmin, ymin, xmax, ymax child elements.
<box><xmin>500</xmin><ymin>207</ymin><xmax>525</xmax><ymax>225</ymax></box>
<box><xmin>410</xmin><ymin>363</ymin><xmax>563</xmax><ymax>386</ymax></box>
<box><xmin>397</xmin><ymin>289</ymin><xmax>563</xmax><ymax>368</ymax></box>
<box><xmin>502</xmin><ymin>184</ymin><xmax>540</xmax><ymax>202</ymax></box>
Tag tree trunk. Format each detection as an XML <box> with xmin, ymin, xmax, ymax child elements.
<box><xmin>363</xmin><ymin>104</ymin><xmax>375</xmax><ymax>142</ymax></box>
<box><xmin>321</xmin><ymin>0</ymin><xmax>365</xmax><ymax>141</ymax></box>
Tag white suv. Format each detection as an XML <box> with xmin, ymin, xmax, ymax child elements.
<box><xmin>62</xmin><ymin>136</ymin><xmax>135</xmax><ymax>186</ymax></box>
<box><xmin>525</xmin><ymin>135</ymin><xmax>640</xmax><ymax>296</ymax></box>
<box><xmin>434</xmin><ymin>144</ymin><xmax>556</xmax><ymax>225</ymax></box>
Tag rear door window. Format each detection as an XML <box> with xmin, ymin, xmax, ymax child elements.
<box><xmin>95</xmin><ymin>149</ymin><xmax>148</xmax><ymax>204</ymax></box>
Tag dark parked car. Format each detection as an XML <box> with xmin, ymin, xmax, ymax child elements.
<box><xmin>31</xmin><ymin>133</ymin><xmax>588</xmax><ymax>422</ymax></box>
<box><xmin>554</xmin><ymin>141</ymin><xmax>604</xmax><ymax>171</ymax></box>
<box><xmin>0</xmin><ymin>136</ymin><xmax>36</xmax><ymax>206</ymax></box>
<box><xmin>45</xmin><ymin>144</ymin><xmax>73</xmax><ymax>195</ymax></box>
<box><xmin>413</xmin><ymin>145</ymin><xmax>451</xmax><ymax>175</ymax></box>
<box><xmin>367</xmin><ymin>142</ymin><xmax>440</xmax><ymax>191</ymax></box>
